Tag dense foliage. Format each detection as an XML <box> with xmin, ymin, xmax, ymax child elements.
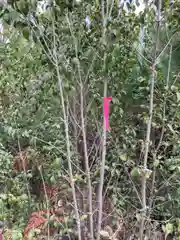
<box><xmin>0</xmin><ymin>0</ymin><xmax>179</xmax><ymax>239</ymax></box>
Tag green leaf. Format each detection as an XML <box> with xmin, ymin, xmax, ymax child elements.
<box><xmin>53</xmin><ymin>158</ymin><xmax>61</xmax><ymax>167</ymax></box>
<box><xmin>50</xmin><ymin>175</ymin><xmax>56</xmax><ymax>184</ymax></box>
<box><xmin>154</xmin><ymin>159</ymin><xmax>160</xmax><ymax>167</ymax></box>
<box><xmin>22</xmin><ymin>27</ymin><xmax>30</xmax><ymax>40</ymax></box>
<box><xmin>11</xmin><ymin>230</ymin><xmax>23</xmax><ymax>240</ymax></box>
<box><xmin>178</xmin><ymin>221</ymin><xmax>180</xmax><ymax>232</ymax></box>
<box><xmin>131</xmin><ymin>167</ymin><xmax>139</xmax><ymax>178</ymax></box>
<box><xmin>162</xmin><ymin>223</ymin><xmax>174</xmax><ymax>234</ymax></box>
<box><xmin>0</xmin><ymin>199</ymin><xmax>4</xmax><ymax>208</ymax></box>
<box><xmin>176</xmin><ymin>92</ymin><xmax>180</xmax><ymax>102</ymax></box>
<box><xmin>144</xmin><ymin>169</ymin><xmax>152</xmax><ymax>179</ymax></box>
<box><xmin>119</xmin><ymin>154</ymin><xmax>128</xmax><ymax>161</ymax></box>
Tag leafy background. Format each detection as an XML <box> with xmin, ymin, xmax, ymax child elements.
<box><xmin>0</xmin><ymin>0</ymin><xmax>179</xmax><ymax>239</ymax></box>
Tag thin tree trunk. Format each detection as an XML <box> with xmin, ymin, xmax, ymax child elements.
<box><xmin>97</xmin><ymin>78</ymin><xmax>107</xmax><ymax>240</ymax></box>
<box><xmin>56</xmin><ymin>68</ymin><xmax>82</xmax><ymax>240</ymax></box>
<box><xmin>51</xmin><ymin>17</ymin><xmax>82</xmax><ymax>240</ymax></box>
<box><xmin>139</xmin><ymin>1</ymin><xmax>161</xmax><ymax>239</ymax></box>
<box><xmin>97</xmin><ymin>1</ymin><xmax>108</xmax><ymax>239</ymax></box>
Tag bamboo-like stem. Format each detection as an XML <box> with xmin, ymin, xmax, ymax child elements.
<box><xmin>139</xmin><ymin>1</ymin><xmax>161</xmax><ymax>239</ymax></box>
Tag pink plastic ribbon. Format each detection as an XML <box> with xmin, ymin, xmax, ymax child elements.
<box><xmin>103</xmin><ymin>97</ymin><xmax>112</xmax><ymax>132</ymax></box>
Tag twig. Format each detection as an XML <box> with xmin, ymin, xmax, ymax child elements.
<box><xmin>155</xmin><ymin>32</ymin><xmax>177</xmax><ymax>64</ymax></box>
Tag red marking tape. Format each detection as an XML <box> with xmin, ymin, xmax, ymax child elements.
<box><xmin>103</xmin><ymin>97</ymin><xmax>112</xmax><ymax>132</ymax></box>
